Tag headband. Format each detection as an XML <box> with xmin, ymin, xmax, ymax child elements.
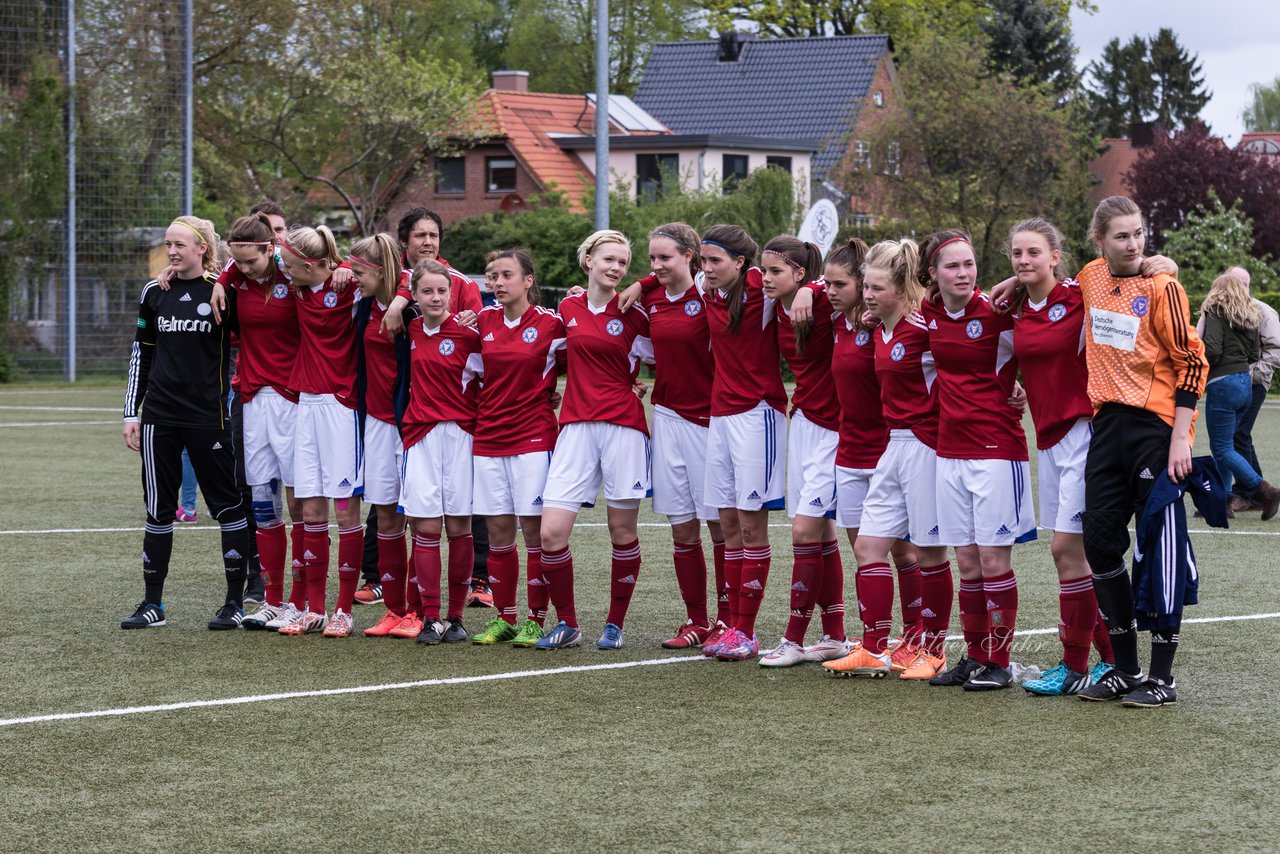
<box><xmin>763</xmin><ymin>249</ymin><xmax>804</xmax><ymax>271</ymax></box>
<box><xmin>229</xmin><ymin>240</ymin><xmax>272</xmax><ymax>247</ymax></box>
<box><xmin>928</xmin><ymin>236</ymin><xmax>971</xmax><ymax>265</ymax></box>
<box><xmin>169</xmin><ymin>220</ymin><xmax>208</xmax><ymax>244</ymax></box>
<box><xmin>701</xmin><ymin>239</ymin><xmax>742</xmax><ymax>258</ymax></box>
<box><xmin>653</xmin><ymin>230</ymin><xmax>687</xmax><ymax>250</ymax></box>
<box><xmin>349</xmin><ymin>254</ymin><xmax>380</xmax><ymax>269</ymax></box>
<box><xmin>283</xmin><ymin>242</ymin><xmax>325</xmax><ymax>264</ymax></box>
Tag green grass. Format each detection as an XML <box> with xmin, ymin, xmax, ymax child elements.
<box><xmin>1</xmin><ymin>385</ymin><xmax>1279</xmax><ymax>852</ymax></box>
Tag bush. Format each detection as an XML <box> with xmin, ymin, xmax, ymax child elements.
<box><xmin>1161</xmin><ymin>191</ymin><xmax>1280</xmax><ymax>294</ymax></box>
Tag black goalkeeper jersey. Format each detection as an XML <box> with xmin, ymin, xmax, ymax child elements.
<box><xmin>123</xmin><ymin>274</ymin><xmax>239</xmax><ymax>428</ymax></box>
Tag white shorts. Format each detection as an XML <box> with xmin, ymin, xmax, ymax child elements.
<box><xmin>705</xmin><ymin>401</ymin><xmax>787</xmax><ymax>512</ymax></box>
<box><xmin>859</xmin><ymin>430</ymin><xmax>941</xmax><ymax>546</ymax></box>
<box><xmin>1038</xmin><ymin>417</ymin><xmax>1090</xmax><ymax>534</ymax></box>
<box><xmin>242</xmin><ymin>388</ymin><xmax>296</xmax><ymax>487</ymax></box>
<box><xmin>400</xmin><ymin>422</ymin><xmax>473</xmax><ymax>518</ymax></box>
<box><xmin>651</xmin><ymin>406</ymin><xmax>718</xmax><ymax>524</ymax></box>
<box><xmin>835</xmin><ymin>466</ymin><xmax>875</xmax><ymax>530</ymax></box>
<box><xmin>787</xmin><ymin>411</ymin><xmax>838</xmax><ymax>519</ymax></box>
<box><xmin>473</xmin><ymin>451</ymin><xmax>553</xmax><ymax>517</ymax></box>
<box><xmin>543</xmin><ymin>422</ymin><xmax>650</xmax><ymax>511</ymax></box>
<box><xmin>293</xmin><ymin>393</ymin><xmax>362</xmax><ymax>499</ymax></box>
<box><xmin>363</xmin><ymin>415</ymin><xmax>403</xmax><ymax>507</ymax></box>
<box><xmin>937</xmin><ymin>457</ymin><xmax>1037</xmax><ymax>547</ymax></box>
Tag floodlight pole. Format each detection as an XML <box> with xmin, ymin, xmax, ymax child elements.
<box><xmin>65</xmin><ymin>0</ymin><xmax>76</xmax><ymax>382</ymax></box>
<box><xmin>594</xmin><ymin>0</ymin><xmax>609</xmax><ymax>230</ymax></box>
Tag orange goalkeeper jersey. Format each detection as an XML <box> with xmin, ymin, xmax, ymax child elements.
<box><xmin>1077</xmin><ymin>257</ymin><xmax>1208</xmax><ymax>429</ymax></box>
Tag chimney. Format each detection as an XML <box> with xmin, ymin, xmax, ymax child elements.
<box><xmin>492</xmin><ymin>70</ymin><xmax>529</xmax><ymax>93</ymax></box>
<box><xmin>718</xmin><ymin>31</ymin><xmax>749</xmax><ymax>62</ymax></box>
<box><xmin>1129</xmin><ymin>121</ymin><xmax>1164</xmax><ymax>148</ymax></box>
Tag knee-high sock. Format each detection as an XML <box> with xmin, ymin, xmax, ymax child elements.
<box><xmin>712</xmin><ymin>542</ymin><xmax>728</xmax><ymax>625</ymax></box>
<box><xmin>855</xmin><ymin>562</ymin><xmax>894</xmax><ymax>653</ymax></box>
<box><xmin>540</xmin><ymin>546</ymin><xmax>576</xmax><ymax>628</ymax></box>
<box><xmin>984</xmin><ymin>570</ymin><xmax>1018</xmax><ymax>669</ymax></box>
<box><xmin>783</xmin><ymin>542</ymin><xmax>822</xmax><ymax>643</ymax></box>
<box><xmin>919</xmin><ymin>561</ymin><xmax>953</xmax><ymax>657</ymax></box>
<box><xmin>257</xmin><ymin>522</ymin><xmax>287</xmax><ymax>607</ymax></box>
<box><xmin>303</xmin><ymin>522</ymin><xmax>331</xmax><ymax>614</ymax></box>
<box><xmin>335</xmin><ymin>525</ymin><xmax>363</xmax><ymax>614</ymax></box>
<box><xmin>412</xmin><ymin>534</ymin><xmax>443</xmax><ymax>622</ymax></box>
<box><xmin>1059</xmin><ymin>575</ymin><xmax>1097</xmax><ymax>673</ymax></box>
<box><xmin>220</xmin><ymin>517</ymin><xmax>250</xmax><ymax>605</ymax></box>
<box><xmin>142</xmin><ymin>519</ymin><xmax>174</xmax><ymax>605</ymax></box>
<box><xmin>289</xmin><ymin>522</ymin><xmax>307</xmax><ymax>610</ymax></box>
<box><xmin>736</xmin><ymin>545</ymin><xmax>770</xmax><ymax>636</ymax></box>
<box><xmin>673</xmin><ymin>541</ymin><xmax>710</xmax><ymax>627</ymax></box>
<box><xmin>958</xmin><ymin>579</ymin><xmax>989</xmax><ymax>663</ymax></box>
<box><xmin>488</xmin><ymin>542</ymin><xmax>519</xmax><ymax>625</ymax></box>
<box><xmin>1149</xmin><ymin>618</ymin><xmax>1180</xmax><ymax>683</ymax></box>
<box><xmin>606</xmin><ymin>539</ymin><xmax>642</xmax><ymax>628</ymax></box>
<box><xmin>723</xmin><ymin>548</ymin><xmax>743</xmax><ymax>627</ymax></box>
<box><xmin>377</xmin><ymin>530</ymin><xmax>408</xmax><ymax>616</ymax></box>
<box><xmin>895</xmin><ymin>560</ymin><xmax>923</xmax><ymax>646</ymax></box>
<box><xmin>817</xmin><ymin>540</ymin><xmax>846</xmax><ymax>641</ymax></box>
<box><xmin>526</xmin><ymin>546</ymin><xmax>548</xmax><ymax>625</ymax></box>
<box><xmin>1092</xmin><ymin>563</ymin><xmax>1139</xmax><ymax>675</ymax></box>
<box><xmin>446</xmin><ymin>533</ymin><xmax>474</xmax><ymax>620</ymax></box>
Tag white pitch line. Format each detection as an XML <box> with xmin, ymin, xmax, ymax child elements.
<box><xmin>0</xmin><ymin>420</ymin><xmax>117</xmax><ymax>428</ymax></box>
<box><xmin>0</xmin><ymin>405</ymin><xmax>119</xmax><ymax>412</ymax></box>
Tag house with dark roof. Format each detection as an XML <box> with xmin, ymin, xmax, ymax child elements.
<box><xmin>634</xmin><ymin>32</ymin><xmax>897</xmax><ymax>220</ymax></box>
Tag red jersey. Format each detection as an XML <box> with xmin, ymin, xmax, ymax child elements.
<box><xmin>396</xmin><ymin>255</ymin><xmax>483</xmax><ymax>315</ymax></box>
<box><xmin>473</xmin><ymin>304</ymin><xmax>566</xmax><ymax>457</ymax></box>
<box><xmin>638</xmin><ymin>274</ymin><xmax>713</xmax><ymax>427</ymax></box>
<box><xmin>220</xmin><ymin>264</ymin><xmax>300</xmax><ymax>403</ymax></box>
<box><xmin>874</xmin><ymin>310</ymin><xmax>939</xmax><ymax>450</ymax></box>
<box><xmin>402</xmin><ymin>315</ymin><xmax>482</xmax><ymax>448</ymax></box>
<box><xmin>777</xmin><ymin>284</ymin><xmax>840</xmax><ymax>431</ymax></box>
<box><xmin>922</xmin><ymin>292</ymin><xmax>1027</xmax><ymax>461</ymax></box>
<box><xmin>361</xmin><ymin>300</ymin><xmax>399</xmax><ymax>424</ymax></box>
<box><xmin>702</xmin><ymin>267</ymin><xmax>787</xmax><ymax>416</ymax></box>
<box><xmin>557</xmin><ymin>292</ymin><xmax>653</xmax><ymax>435</ymax></box>
<box><xmin>290</xmin><ymin>278</ymin><xmax>358</xmax><ymax>407</ymax></box>
<box><xmin>831</xmin><ymin>313</ymin><xmax>889</xmax><ymax>468</ymax></box>
<box><xmin>1013</xmin><ymin>279</ymin><xmax>1092</xmax><ymax>450</ymax></box>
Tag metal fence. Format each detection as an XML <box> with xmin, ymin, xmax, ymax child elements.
<box><xmin>2</xmin><ymin>0</ymin><xmax>189</xmax><ymax>379</ymax></box>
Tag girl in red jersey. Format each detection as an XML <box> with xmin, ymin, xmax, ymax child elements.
<box><xmin>697</xmin><ymin>225</ymin><xmax>789</xmax><ymax>662</ymax></box>
<box><xmin>823</xmin><ymin>239</ymin><xmax>952</xmax><ymax>680</ymax></box>
<box><xmin>398</xmin><ymin>260</ymin><xmax>483</xmax><ymax>645</ymax></box>
<box><xmin>275</xmin><ymin>224</ymin><xmax>365</xmax><ymax>638</ymax></box>
<box><xmin>754</xmin><ymin>235</ymin><xmax>853</xmax><ymax>668</ymax></box>
<box><xmin>537</xmin><ymin>230</ymin><xmax>654</xmax><ymax>651</ymax></box>
<box><xmin>469</xmin><ymin>249</ymin><xmax>567</xmax><ymax>649</ymax></box>
<box><xmin>346</xmin><ymin>233</ymin><xmax>417</xmax><ymax>640</ymax></box>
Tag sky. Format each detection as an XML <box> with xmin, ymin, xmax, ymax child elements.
<box><xmin>1070</xmin><ymin>0</ymin><xmax>1280</xmax><ymax>142</ymax></box>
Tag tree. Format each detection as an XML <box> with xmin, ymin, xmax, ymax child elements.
<box><xmin>1244</xmin><ymin>76</ymin><xmax>1280</xmax><ymax>132</ymax></box>
<box><xmin>1148</xmin><ymin>28</ymin><xmax>1210</xmax><ymax>129</ymax></box>
<box><xmin>980</xmin><ymin>0</ymin><xmax>1079</xmax><ymax>96</ymax></box>
<box><xmin>1086</xmin><ymin>29</ymin><xmax>1208</xmax><ymax>136</ymax></box>
<box><xmin>1160</xmin><ymin>192</ymin><xmax>1276</xmax><ymax>294</ymax></box>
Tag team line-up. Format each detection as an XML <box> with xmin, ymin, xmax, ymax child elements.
<box><xmin>121</xmin><ymin>193</ymin><xmax>1243</xmax><ymax>710</ymax></box>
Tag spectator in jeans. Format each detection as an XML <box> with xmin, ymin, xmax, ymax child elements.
<box><xmin>1223</xmin><ymin>267</ymin><xmax>1280</xmax><ymax>512</ymax></box>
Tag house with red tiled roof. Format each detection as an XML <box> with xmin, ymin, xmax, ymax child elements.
<box><xmin>1238</xmin><ymin>132</ymin><xmax>1280</xmax><ymax>157</ymax></box>
<box><xmin>1087</xmin><ymin>122</ymin><xmax>1166</xmax><ymax>206</ymax></box>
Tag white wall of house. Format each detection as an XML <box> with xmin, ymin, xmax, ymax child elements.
<box><xmin>572</xmin><ymin>147</ymin><xmax>812</xmax><ymax>209</ymax></box>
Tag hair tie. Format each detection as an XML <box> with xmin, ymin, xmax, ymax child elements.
<box><xmin>763</xmin><ymin>249</ymin><xmax>804</xmax><ymax>271</ymax></box>
<box><xmin>283</xmin><ymin>242</ymin><xmax>325</xmax><ymax>264</ymax></box>
<box><xmin>928</xmin><ymin>236</ymin><xmax>971</xmax><ymax>265</ymax></box>
<box><xmin>169</xmin><ymin>220</ymin><xmax>208</xmax><ymax>244</ymax></box>
<box><xmin>349</xmin><ymin>254</ymin><xmax>380</xmax><ymax>268</ymax></box>
<box><xmin>701</xmin><ymin>239</ymin><xmax>742</xmax><ymax>258</ymax></box>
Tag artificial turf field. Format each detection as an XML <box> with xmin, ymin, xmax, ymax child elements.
<box><xmin>1</xmin><ymin>384</ymin><xmax>1279</xmax><ymax>853</ymax></box>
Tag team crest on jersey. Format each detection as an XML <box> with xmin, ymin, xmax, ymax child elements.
<box><xmin>1048</xmin><ymin>303</ymin><xmax>1066</xmax><ymax>322</ymax></box>
<box><xmin>323</xmin><ymin>291</ymin><xmax>338</xmax><ymax>308</ymax></box>
<box><xmin>890</xmin><ymin>342</ymin><xmax>906</xmax><ymax>361</ymax></box>
<box><xmin>273</xmin><ymin>283</ymin><xmax>289</xmax><ymax>300</ymax></box>
<box><xmin>966</xmin><ymin>319</ymin><xmax>983</xmax><ymax>339</ymax></box>
<box><xmin>684</xmin><ymin>300</ymin><xmax>702</xmax><ymax>317</ymax></box>
<box><xmin>855</xmin><ymin>329</ymin><xmax>870</xmax><ymax>346</ymax></box>
<box><xmin>438</xmin><ymin>339</ymin><xmax>456</xmax><ymax>356</ymax></box>
<box><xmin>521</xmin><ymin>327</ymin><xmax>539</xmax><ymax>344</ymax></box>
<box><xmin>1131</xmin><ymin>296</ymin><xmax>1149</xmax><ymax>316</ymax></box>
<box><xmin>605</xmin><ymin>318</ymin><xmax>624</xmax><ymax>336</ymax></box>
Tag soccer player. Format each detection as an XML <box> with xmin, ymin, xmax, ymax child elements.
<box><xmin>398</xmin><ymin>260</ymin><xmax>483</xmax><ymax>645</ymax></box>
<box><xmin>121</xmin><ymin>215</ymin><xmax>251</xmax><ymax>630</ymax></box>
<box><xmin>469</xmin><ymin>249</ymin><xmax>566</xmax><ymax>648</ymax></box>
<box><xmin>536</xmin><ymin>230</ymin><xmax>654</xmax><ymax>651</ymax></box>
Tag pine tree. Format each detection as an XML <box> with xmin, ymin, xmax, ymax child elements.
<box><xmin>1148</xmin><ymin>28</ymin><xmax>1210</xmax><ymax>129</ymax></box>
<box><xmin>981</xmin><ymin>0</ymin><xmax>1078</xmax><ymax>96</ymax></box>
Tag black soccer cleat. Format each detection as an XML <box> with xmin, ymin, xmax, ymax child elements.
<box><xmin>208</xmin><ymin>602</ymin><xmax>245</xmax><ymax>631</ymax></box>
<box><xmin>929</xmin><ymin>656</ymin><xmax>981</xmax><ymax>687</ymax></box>
<box><xmin>963</xmin><ymin>663</ymin><xmax>1012</xmax><ymax>691</ymax></box>
<box><xmin>442</xmin><ymin>617</ymin><xmax>469</xmax><ymax>643</ymax></box>
<box><xmin>417</xmin><ymin>619</ymin><xmax>446</xmax><ymax>645</ymax></box>
<box><xmin>121</xmin><ymin>601</ymin><xmax>166</xmax><ymax>629</ymax></box>
<box><xmin>1078</xmin><ymin>668</ymin><xmax>1145</xmax><ymax>701</ymax></box>
<box><xmin>1121</xmin><ymin>678</ymin><xmax>1178</xmax><ymax>708</ymax></box>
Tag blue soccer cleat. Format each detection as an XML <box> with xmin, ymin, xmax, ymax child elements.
<box><xmin>1088</xmin><ymin>660</ymin><xmax>1114</xmax><ymax>685</ymax></box>
<box><xmin>596</xmin><ymin>622</ymin><xmax>625</xmax><ymax>650</ymax></box>
<box><xmin>535</xmin><ymin>621</ymin><xmax>582</xmax><ymax>651</ymax></box>
<box><xmin>1024</xmin><ymin>661</ymin><xmax>1090</xmax><ymax>696</ymax></box>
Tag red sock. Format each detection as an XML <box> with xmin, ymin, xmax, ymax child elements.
<box><xmin>406</xmin><ymin>536</ymin><xmax>422</xmax><ymax>616</ymax></box>
<box><xmin>1092</xmin><ymin>603</ymin><xmax>1115</xmax><ymax>664</ymax></box>
<box><xmin>855</xmin><ymin>562</ymin><xmax>894</xmax><ymax>653</ymax></box>
<box><xmin>488</xmin><ymin>543</ymin><xmax>519</xmax><ymax>625</ymax></box>
<box><xmin>303</xmin><ymin>522</ymin><xmax>330</xmax><ymax>614</ymax></box>
<box><xmin>736</xmin><ymin>545</ymin><xmax>770</xmax><ymax>636</ymax></box>
<box><xmin>526</xmin><ymin>546</ymin><xmax>548</xmax><ymax>625</ymax></box>
<box><xmin>712</xmin><ymin>541</ymin><xmax>728</xmax><ymax>625</ymax></box>
<box><xmin>895</xmin><ymin>560</ymin><xmax>923</xmax><ymax>646</ymax></box>
<box><xmin>723</xmin><ymin>548</ymin><xmax>743</xmax><ymax>627</ymax></box>
<box><xmin>783</xmin><ymin>542</ymin><xmax>822</xmax><ymax>643</ymax></box>
<box><xmin>606</xmin><ymin>539</ymin><xmax>642</xmax><ymax>628</ymax></box>
<box><xmin>413</xmin><ymin>534</ymin><xmax>442</xmax><ymax>621</ymax></box>
<box><xmin>1058</xmin><ymin>576</ymin><xmax>1096</xmax><ymax>673</ymax></box>
<box><xmin>541</xmin><ymin>546</ymin><xmax>576</xmax><ymax>627</ymax></box>
<box><xmin>920</xmin><ymin>561</ymin><xmax>953</xmax><ymax>656</ymax></box>
<box><xmin>817</xmin><ymin>540</ymin><xmax>846</xmax><ymax>641</ymax></box>
<box><xmin>289</xmin><ymin>522</ymin><xmax>307</xmax><ymax>610</ymax></box>
<box><xmin>958</xmin><ymin>579</ymin><xmax>989</xmax><ymax>663</ymax></box>
<box><xmin>984</xmin><ymin>570</ymin><xmax>1018</xmax><ymax>669</ymax></box>
<box><xmin>673</xmin><ymin>541</ymin><xmax>710</xmax><ymax>627</ymax></box>
<box><xmin>377</xmin><ymin>531</ymin><xmax>408</xmax><ymax>616</ymax></box>
<box><xmin>335</xmin><ymin>526</ymin><xmax>363</xmax><ymax>614</ymax></box>
<box><xmin>257</xmin><ymin>522</ymin><xmax>287</xmax><ymax>607</ymax></box>
<box><xmin>446</xmin><ymin>533</ymin><xmax>474</xmax><ymax>620</ymax></box>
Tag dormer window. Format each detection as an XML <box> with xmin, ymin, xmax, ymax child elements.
<box><xmin>873</xmin><ymin>90</ymin><xmax>884</xmax><ymax>107</ymax></box>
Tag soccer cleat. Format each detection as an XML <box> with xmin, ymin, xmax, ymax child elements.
<box><xmin>322</xmin><ymin>608</ymin><xmax>354</xmax><ymax>638</ymax></box>
<box><xmin>466</xmin><ymin>580</ymin><xmax>494</xmax><ymax>608</ymax></box>
<box><xmin>1023</xmin><ymin>661</ymin><xmax>1090</xmax><ymax>696</ymax></box>
<box><xmin>208</xmin><ymin>602</ymin><xmax>245</xmax><ymax>631</ymax></box>
<box><xmin>363</xmin><ymin>611</ymin><xmax>408</xmax><ymax>637</ymax></box>
<box><xmin>660</xmin><ymin>620</ymin><xmax>711</xmax><ymax>650</ymax></box>
<box><xmin>175</xmin><ymin>507</ymin><xmax>198</xmax><ymax>524</ymax></box>
<box><xmin>929</xmin><ymin>656</ymin><xmax>982</xmax><ymax>687</ymax></box>
<box><xmin>597</xmin><ymin>622</ymin><xmax>625</xmax><ymax>650</ymax></box>
<box><xmin>822</xmin><ymin>646</ymin><xmax>891</xmax><ymax>677</ymax></box>
<box><xmin>474</xmin><ymin>617</ymin><xmax>520</xmax><ymax>644</ymax></box>
<box><xmin>716</xmin><ymin>629</ymin><xmax>759</xmax><ymax>661</ymax></box>
<box><xmin>265</xmin><ymin>602</ymin><xmax>304</xmax><ymax>631</ymax></box>
<box><xmin>244</xmin><ymin>602</ymin><xmax>287</xmax><ymax>631</ymax></box>
<box><xmin>889</xmin><ymin>639</ymin><xmax>922</xmax><ymax>672</ymax></box>
<box><xmin>1078</xmin><ymin>668</ymin><xmax>1145</xmax><ymax>702</ymax></box>
<box><xmin>353</xmin><ymin>582</ymin><xmax>383</xmax><ymax>606</ymax></box>
<box><xmin>442</xmin><ymin>617</ymin><xmax>469</xmax><ymax>643</ymax></box>
<box><xmin>701</xmin><ymin>621</ymin><xmax>733</xmax><ymax>657</ymax></box>
<box><xmin>510</xmin><ymin>618</ymin><xmax>545</xmax><ymax>648</ymax></box>
<box><xmin>534</xmin><ymin>621</ymin><xmax>582</xmax><ymax>650</ymax></box>
<box><xmin>417</xmin><ymin>620</ymin><xmax>447</xmax><ymax>645</ymax></box>
<box><xmin>900</xmin><ymin>651</ymin><xmax>946</xmax><ymax>680</ymax></box>
<box><xmin>279</xmin><ymin>609</ymin><xmax>327</xmax><ymax>636</ymax></box>
<box><xmin>242</xmin><ymin>573</ymin><xmax>265</xmax><ymax>606</ymax></box>
<box><xmin>963</xmin><ymin>663</ymin><xmax>1012</xmax><ymax>691</ymax></box>
<box><xmin>1088</xmin><ymin>660</ymin><xmax>1115</xmax><ymax>685</ymax></box>
<box><xmin>389</xmin><ymin>614</ymin><xmax>424</xmax><ymax>639</ymax></box>
<box><xmin>1121</xmin><ymin>678</ymin><xmax>1178</xmax><ymax>708</ymax></box>
<box><xmin>121</xmin><ymin>601</ymin><xmax>166</xmax><ymax>629</ymax></box>
<box><xmin>801</xmin><ymin>635</ymin><xmax>856</xmax><ymax>663</ymax></box>
<box><xmin>759</xmin><ymin>638</ymin><xmax>809</xmax><ymax>668</ymax></box>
